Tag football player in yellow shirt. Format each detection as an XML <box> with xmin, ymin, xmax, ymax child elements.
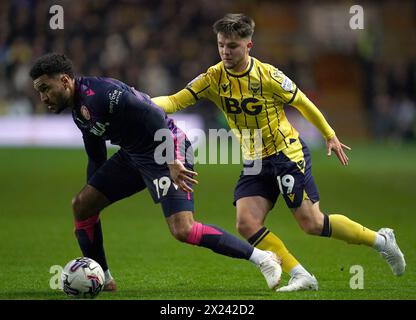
<box><xmin>152</xmin><ymin>13</ymin><xmax>405</xmax><ymax>291</ymax></box>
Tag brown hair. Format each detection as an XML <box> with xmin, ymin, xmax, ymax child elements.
<box><xmin>213</xmin><ymin>14</ymin><xmax>255</xmax><ymax>38</ymax></box>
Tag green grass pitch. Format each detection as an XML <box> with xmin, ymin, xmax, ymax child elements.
<box><xmin>0</xmin><ymin>144</ymin><xmax>415</xmax><ymax>300</ymax></box>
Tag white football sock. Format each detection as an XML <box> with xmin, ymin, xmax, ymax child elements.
<box><xmin>249</xmin><ymin>248</ymin><xmax>270</xmax><ymax>265</ymax></box>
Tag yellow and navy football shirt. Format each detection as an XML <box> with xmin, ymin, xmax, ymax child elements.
<box><xmin>152</xmin><ymin>57</ymin><xmax>335</xmax><ymax>161</ymax></box>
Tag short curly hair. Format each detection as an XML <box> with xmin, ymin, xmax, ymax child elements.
<box><xmin>29</xmin><ymin>53</ymin><xmax>74</xmax><ymax>80</ymax></box>
<box><xmin>213</xmin><ymin>14</ymin><xmax>255</xmax><ymax>38</ymax></box>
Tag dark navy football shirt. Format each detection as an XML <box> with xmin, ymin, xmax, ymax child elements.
<box><xmin>72</xmin><ymin>76</ymin><xmax>183</xmax><ymax>179</ymax></box>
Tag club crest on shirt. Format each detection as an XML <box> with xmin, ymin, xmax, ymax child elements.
<box><xmin>220</xmin><ymin>83</ymin><xmax>230</xmax><ymax>93</ymax></box>
<box><xmin>80</xmin><ymin>105</ymin><xmax>91</xmax><ymax>120</ymax></box>
<box><xmin>249</xmin><ymin>81</ymin><xmax>260</xmax><ymax>94</ymax></box>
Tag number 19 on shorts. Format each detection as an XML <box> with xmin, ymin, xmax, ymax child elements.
<box><xmin>153</xmin><ymin>177</ymin><xmax>172</xmax><ymax>199</ymax></box>
<box><xmin>276</xmin><ymin>174</ymin><xmax>295</xmax><ymax>194</ymax></box>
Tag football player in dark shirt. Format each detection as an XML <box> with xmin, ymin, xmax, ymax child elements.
<box><xmin>30</xmin><ymin>53</ymin><xmax>282</xmax><ymax>292</ymax></box>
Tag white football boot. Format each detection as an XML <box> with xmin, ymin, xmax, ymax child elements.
<box><xmin>258</xmin><ymin>251</ymin><xmax>282</xmax><ymax>290</ymax></box>
<box><xmin>276</xmin><ymin>273</ymin><xmax>318</xmax><ymax>292</ymax></box>
<box><xmin>378</xmin><ymin>228</ymin><xmax>406</xmax><ymax>276</ymax></box>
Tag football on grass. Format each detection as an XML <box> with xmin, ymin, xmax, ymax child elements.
<box><xmin>61</xmin><ymin>257</ymin><xmax>105</xmax><ymax>298</ymax></box>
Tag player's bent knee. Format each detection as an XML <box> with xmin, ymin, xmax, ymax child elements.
<box><xmin>167</xmin><ymin>211</ymin><xmax>194</xmax><ymax>243</ymax></box>
<box><xmin>72</xmin><ymin>185</ymin><xmax>110</xmax><ymax>221</ymax></box>
<box><xmin>236</xmin><ymin>220</ymin><xmax>250</xmax><ymax>238</ymax></box>
<box><xmin>171</xmin><ymin>229</ymin><xmax>188</xmax><ymax>242</ymax></box>
<box><xmin>170</xmin><ymin>224</ymin><xmax>192</xmax><ymax>242</ymax></box>
<box><xmin>71</xmin><ymin>194</ymin><xmax>83</xmax><ymax>216</ymax></box>
<box><xmin>236</xmin><ymin>218</ymin><xmax>261</xmax><ymax>239</ymax></box>
<box><xmin>71</xmin><ymin>193</ymin><xmax>93</xmax><ymax>221</ymax></box>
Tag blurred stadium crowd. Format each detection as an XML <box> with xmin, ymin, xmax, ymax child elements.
<box><xmin>0</xmin><ymin>0</ymin><xmax>415</xmax><ymax>142</ymax></box>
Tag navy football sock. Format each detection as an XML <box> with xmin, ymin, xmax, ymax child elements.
<box><xmin>186</xmin><ymin>222</ymin><xmax>254</xmax><ymax>259</ymax></box>
<box><xmin>74</xmin><ymin>214</ymin><xmax>109</xmax><ymax>272</ymax></box>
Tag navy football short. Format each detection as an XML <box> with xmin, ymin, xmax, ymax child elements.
<box><xmin>234</xmin><ymin>138</ymin><xmax>319</xmax><ymax>209</ymax></box>
<box><xmin>88</xmin><ymin>142</ymin><xmax>194</xmax><ymax>217</ymax></box>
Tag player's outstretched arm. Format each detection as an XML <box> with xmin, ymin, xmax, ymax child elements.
<box><xmin>152</xmin><ymin>89</ymin><xmax>196</xmax><ymax>114</ymax></box>
<box><xmin>168</xmin><ymin>159</ymin><xmax>198</xmax><ymax>193</ymax></box>
<box><xmin>290</xmin><ymin>90</ymin><xmax>336</xmax><ymax>140</ymax></box>
<box><xmin>326</xmin><ymin>135</ymin><xmax>351</xmax><ymax>166</ymax></box>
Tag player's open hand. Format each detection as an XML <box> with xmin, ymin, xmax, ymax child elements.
<box><xmin>168</xmin><ymin>159</ymin><xmax>198</xmax><ymax>193</ymax></box>
<box><xmin>326</xmin><ymin>135</ymin><xmax>351</xmax><ymax>166</ymax></box>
